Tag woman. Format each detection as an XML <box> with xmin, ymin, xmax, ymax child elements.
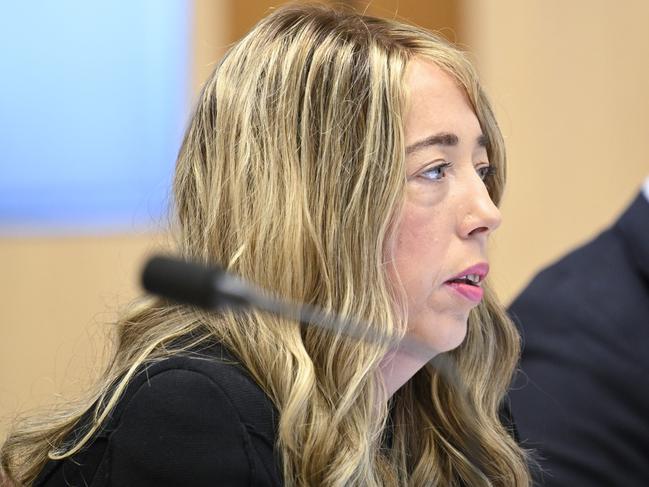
<box><xmin>2</xmin><ymin>5</ymin><xmax>531</xmax><ymax>486</ymax></box>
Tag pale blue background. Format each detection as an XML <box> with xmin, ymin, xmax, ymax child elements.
<box><xmin>0</xmin><ymin>1</ymin><xmax>191</xmax><ymax>234</ymax></box>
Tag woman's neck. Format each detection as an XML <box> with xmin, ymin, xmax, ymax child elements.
<box><xmin>379</xmin><ymin>347</ymin><xmax>435</xmax><ymax>398</ymax></box>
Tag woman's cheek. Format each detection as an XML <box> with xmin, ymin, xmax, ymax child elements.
<box><xmin>394</xmin><ymin>221</ymin><xmax>445</xmax><ymax>303</ymax></box>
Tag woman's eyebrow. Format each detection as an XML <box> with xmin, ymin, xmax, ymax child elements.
<box><xmin>406</xmin><ymin>132</ymin><xmax>488</xmax><ymax>155</ymax></box>
<box><xmin>477</xmin><ymin>133</ymin><xmax>488</xmax><ymax>148</ymax></box>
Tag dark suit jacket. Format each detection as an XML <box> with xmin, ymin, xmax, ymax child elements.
<box><xmin>508</xmin><ymin>193</ymin><xmax>649</xmax><ymax>486</ymax></box>
<box><xmin>34</xmin><ymin>341</ymin><xmax>283</xmax><ymax>487</ymax></box>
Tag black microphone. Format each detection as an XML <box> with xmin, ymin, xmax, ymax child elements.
<box><xmin>141</xmin><ymin>255</ymin><xmax>433</xmax><ymax>360</ymax></box>
<box><xmin>141</xmin><ymin>256</ymin><xmax>253</xmax><ymax>310</ymax></box>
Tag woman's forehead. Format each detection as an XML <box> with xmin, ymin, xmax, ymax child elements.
<box><xmin>403</xmin><ymin>58</ymin><xmax>482</xmax><ymax>147</ymax></box>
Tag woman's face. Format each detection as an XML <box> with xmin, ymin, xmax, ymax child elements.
<box><xmin>389</xmin><ymin>58</ymin><xmax>502</xmax><ymax>354</ymax></box>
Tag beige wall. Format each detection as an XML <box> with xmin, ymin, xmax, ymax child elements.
<box><xmin>0</xmin><ymin>234</ymin><xmax>167</xmax><ymax>435</ymax></box>
<box><xmin>461</xmin><ymin>0</ymin><xmax>649</xmax><ymax>303</ymax></box>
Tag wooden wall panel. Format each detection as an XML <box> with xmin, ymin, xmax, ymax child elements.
<box><xmin>0</xmin><ymin>233</ymin><xmax>169</xmax><ymax>437</ymax></box>
<box><xmin>462</xmin><ymin>0</ymin><xmax>649</xmax><ymax>303</ymax></box>
<box><xmin>350</xmin><ymin>0</ymin><xmax>460</xmax><ymax>42</ymax></box>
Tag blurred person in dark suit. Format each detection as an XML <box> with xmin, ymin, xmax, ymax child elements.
<box><xmin>509</xmin><ymin>176</ymin><xmax>649</xmax><ymax>486</ymax></box>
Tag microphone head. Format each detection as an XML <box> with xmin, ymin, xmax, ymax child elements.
<box><xmin>141</xmin><ymin>256</ymin><xmax>226</xmax><ymax>309</ymax></box>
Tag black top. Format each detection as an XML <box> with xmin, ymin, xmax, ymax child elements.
<box><xmin>35</xmin><ymin>342</ymin><xmax>520</xmax><ymax>486</ymax></box>
<box><xmin>34</xmin><ymin>342</ymin><xmax>282</xmax><ymax>487</ymax></box>
<box><xmin>509</xmin><ymin>193</ymin><xmax>649</xmax><ymax>486</ymax></box>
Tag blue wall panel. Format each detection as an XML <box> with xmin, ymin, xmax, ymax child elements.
<box><xmin>0</xmin><ymin>1</ymin><xmax>191</xmax><ymax>233</ymax></box>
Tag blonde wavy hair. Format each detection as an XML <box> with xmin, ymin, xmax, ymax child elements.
<box><xmin>2</xmin><ymin>4</ymin><xmax>531</xmax><ymax>486</ymax></box>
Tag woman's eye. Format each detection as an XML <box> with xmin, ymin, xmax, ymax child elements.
<box><xmin>420</xmin><ymin>162</ymin><xmax>452</xmax><ymax>181</ymax></box>
<box><xmin>477</xmin><ymin>165</ymin><xmax>495</xmax><ymax>181</ymax></box>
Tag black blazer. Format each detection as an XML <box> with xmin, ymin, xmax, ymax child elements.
<box><xmin>34</xmin><ymin>341</ymin><xmax>283</xmax><ymax>486</ymax></box>
<box><xmin>508</xmin><ymin>193</ymin><xmax>649</xmax><ymax>486</ymax></box>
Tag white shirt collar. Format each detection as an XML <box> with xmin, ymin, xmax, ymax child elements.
<box><xmin>643</xmin><ymin>175</ymin><xmax>649</xmax><ymax>203</ymax></box>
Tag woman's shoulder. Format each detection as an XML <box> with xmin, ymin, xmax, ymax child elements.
<box><xmin>116</xmin><ymin>340</ymin><xmax>278</xmax><ymax>437</ymax></box>
<box><xmin>35</xmin><ymin>341</ymin><xmax>281</xmax><ymax>487</ymax></box>
<box><xmin>122</xmin><ymin>341</ymin><xmax>277</xmax><ymax>425</ymax></box>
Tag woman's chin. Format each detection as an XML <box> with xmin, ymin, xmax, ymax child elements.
<box><xmin>410</xmin><ymin>315</ymin><xmax>469</xmax><ymax>354</ymax></box>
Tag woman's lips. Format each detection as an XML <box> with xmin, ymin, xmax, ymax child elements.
<box><xmin>444</xmin><ymin>281</ymin><xmax>484</xmax><ymax>303</ymax></box>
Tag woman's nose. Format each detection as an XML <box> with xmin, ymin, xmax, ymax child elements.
<box><xmin>457</xmin><ymin>173</ymin><xmax>502</xmax><ymax>240</ymax></box>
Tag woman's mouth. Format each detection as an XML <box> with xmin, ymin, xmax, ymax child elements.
<box><xmin>444</xmin><ymin>263</ymin><xmax>488</xmax><ymax>303</ymax></box>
